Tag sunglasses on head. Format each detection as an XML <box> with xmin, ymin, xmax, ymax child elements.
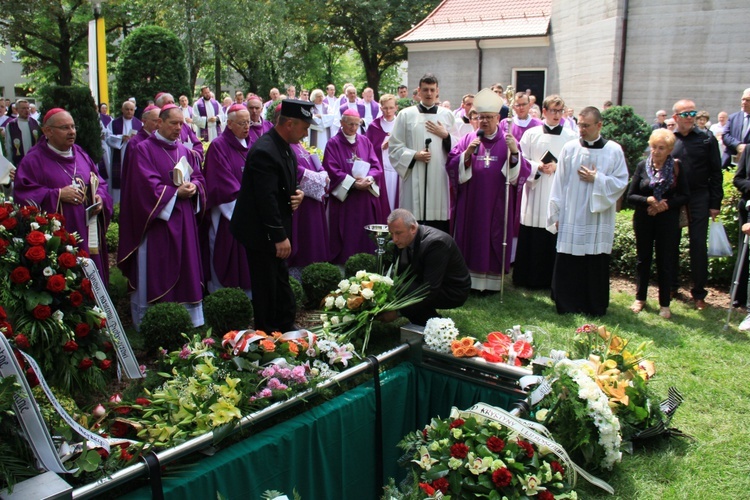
<box><xmin>677</xmin><ymin>110</ymin><xmax>697</xmax><ymax>118</ymax></box>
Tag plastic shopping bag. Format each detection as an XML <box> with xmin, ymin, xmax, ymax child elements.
<box><xmin>708</xmin><ymin>220</ymin><xmax>732</xmax><ymax>258</ymax></box>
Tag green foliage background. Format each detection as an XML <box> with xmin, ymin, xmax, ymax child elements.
<box><xmin>36</xmin><ymin>85</ymin><xmax>104</xmax><ymax>163</ymax></box>
<box><xmin>113</xmin><ymin>26</ymin><xmax>191</xmax><ymax>114</ymax></box>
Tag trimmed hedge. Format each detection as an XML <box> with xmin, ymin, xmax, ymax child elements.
<box><xmin>140</xmin><ymin>302</ymin><xmax>194</xmax><ymax>353</ymax></box>
<box><xmin>203</xmin><ymin>288</ymin><xmax>253</xmax><ymax>334</ymax></box>
<box><xmin>301</xmin><ymin>263</ymin><xmax>342</xmax><ymax>308</ymax></box>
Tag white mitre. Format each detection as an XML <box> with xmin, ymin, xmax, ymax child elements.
<box><xmin>473</xmin><ymin>88</ymin><xmax>503</xmax><ymax>114</ymax></box>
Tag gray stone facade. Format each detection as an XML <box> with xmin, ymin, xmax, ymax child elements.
<box><xmin>402</xmin><ymin>0</ymin><xmax>748</xmax><ymax>121</ymax></box>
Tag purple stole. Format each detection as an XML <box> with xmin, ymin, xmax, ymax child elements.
<box><xmin>7</xmin><ymin>117</ymin><xmax>40</xmax><ymax>165</ymax></box>
<box><xmin>356</xmin><ymin>101</ymin><xmax>379</xmax><ymax>120</ymax></box>
<box><xmin>110</xmin><ymin>117</ymin><xmax>143</xmax><ymax>189</ymax></box>
<box><xmin>196</xmin><ymin>99</ymin><xmax>221</xmax><ymax>141</ymax></box>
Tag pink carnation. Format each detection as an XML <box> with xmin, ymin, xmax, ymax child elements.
<box><xmin>258</xmin><ymin>388</ymin><xmax>272</xmax><ymax>398</ymax></box>
<box><xmin>261</xmin><ymin>366</ymin><xmax>276</xmax><ymax>378</ymax></box>
<box><xmin>267</xmin><ymin>377</ymin><xmax>283</xmax><ymax>390</ymax></box>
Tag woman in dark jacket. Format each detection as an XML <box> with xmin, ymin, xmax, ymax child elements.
<box><xmin>627</xmin><ymin>129</ymin><xmax>690</xmax><ymax>318</ymax></box>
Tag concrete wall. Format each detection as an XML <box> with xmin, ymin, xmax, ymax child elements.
<box><xmin>621</xmin><ymin>0</ymin><xmax>747</xmax><ymax>121</ymax></box>
<box><xmin>549</xmin><ymin>0</ymin><xmax>621</xmax><ymax>113</ymax></box>
<box><xmin>0</xmin><ymin>44</ymin><xmax>29</xmax><ymax>101</ymax></box>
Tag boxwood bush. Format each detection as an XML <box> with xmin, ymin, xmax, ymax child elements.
<box><xmin>140</xmin><ymin>302</ymin><xmax>194</xmax><ymax>353</ymax></box>
<box><xmin>290</xmin><ymin>276</ymin><xmax>306</xmax><ymax>310</ymax></box>
<box><xmin>203</xmin><ymin>288</ymin><xmax>253</xmax><ymax>334</ymax></box>
<box><xmin>344</xmin><ymin>252</ymin><xmax>378</xmax><ymax>278</ymax></box>
<box><xmin>301</xmin><ymin>263</ymin><xmax>342</xmax><ymax>308</ymax></box>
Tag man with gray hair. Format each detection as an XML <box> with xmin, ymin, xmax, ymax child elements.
<box><xmin>4</xmin><ymin>99</ymin><xmax>40</xmax><ymax>166</ymax></box>
<box><xmin>383</xmin><ymin>208</ymin><xmax>470</xmax><ymax>325</ymax></box>
<box><xmin>155</xmin><ymin>92</ymin><xmax>204</xmax><ymax>161</ymax></box>
<box><xmin>652</xmin><ymin>109</ymin><xmax>668</xmax><ymax>130</ymax></box>
<box><xmin>106</xmin><ymin>100</ymin><xmax>142</xmax><ymax>202</ymax></box>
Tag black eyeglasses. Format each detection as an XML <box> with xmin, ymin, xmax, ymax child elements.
<box><xmin>677</xmin><ymin>110</ymin><xmax>697</xmax><ymax>118</ymax></box>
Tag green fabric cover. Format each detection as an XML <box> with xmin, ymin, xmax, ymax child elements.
<box><xmin>124</xmin><ymin>362</ymin><xmax>519</xmax><ymax>500</ymax></box>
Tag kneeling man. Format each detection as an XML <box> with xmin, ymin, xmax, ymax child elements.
<box><xmin>386</xmin><ymin>208</ymin><xmax>471</xmax><ymax>325</ymax></box>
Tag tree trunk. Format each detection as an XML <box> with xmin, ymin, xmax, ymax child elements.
<box><xmin>214</xmin><ymin>43</ymin><xmax>221</xmax><ymax>97</ymax></box>
<box><xmin>363</xmin><ymin>60</ymin><xmax>381</xmax><ymax>98</ymax></box>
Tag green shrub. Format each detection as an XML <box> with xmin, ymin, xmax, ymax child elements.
<box><xmin>36</xmin><ymin>85</ymin><xmax>103</xmax><ymax>163</ymax></box>
<box><xmin>112</xmin><ymin>202</ymin><xmax>120</xmax><ymax>224</ymax></box>
<box><xmin>108</xmin><ymin>266</ymin><xmax>128</xmax><ymax>303</ymax></box>
<box><xmin>601</xmin><ymin>105</ymin><xmax>650</xmax><ymax>177</ymax></box>
<box><xmin>203</xmin><ymin>288</ymin><xmax>253</xmax><ymax>334</ymax></box>
<box><xmin>106</xmin><ymin>221</ymin><xmax>119</xmax><ymax>253</ymax></box>
<box><xmin>140</xmin><ymin>302</ymin><xmax>194</xmax><ymax>353</ymax></box>
<box><xmin>345</xmin><ymin>252</ymin><xmax>378</xmax><ymax>278</ymax></box>
<box><xmin>289</xmin><ymin>276</ymin><xmax>306</xmax><ymax>310</ymax></box>
<box><xmin>114</xmin><ymin>26</ymin><xmax>191</xmax><ymax>114</ymax></box>
<box><xmin>301</xmin><ymin>262</ymin><xmax>342</xmax><ymax>308</ymax></box>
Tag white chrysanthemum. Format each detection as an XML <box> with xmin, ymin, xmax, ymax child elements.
<box><xmin>423</xmin><ymin>317</ymin><xmax>460</xmax><ymax>353</ymax></box>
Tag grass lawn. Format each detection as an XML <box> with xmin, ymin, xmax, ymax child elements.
<box><xmin>446</xmin><ymin>281</ymin><xmax>750</xmax><ymax>499</ymax></box>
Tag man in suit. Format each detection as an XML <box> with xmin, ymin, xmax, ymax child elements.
<box><xmin>230</xmin><ymin>99</ymin><xmax>312</xmax><ymax>333</ymax></box>
<box><xmin>722</xmin><ymin>88</ymin><xmax>750</xmax><ymax>167</ymax></box>
<box><xmin>384</xmin><ymin>208</ymin><xmax>471</xmax><ymax>326</ymax></box>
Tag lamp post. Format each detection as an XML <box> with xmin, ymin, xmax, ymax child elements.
<box><xmin>90</xmin><ymin>0</ymin><xmax>109</xmax><ymax>110</ymax></box>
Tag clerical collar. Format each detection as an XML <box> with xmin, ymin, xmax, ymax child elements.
<box><xmin>155</xmin><ymin>131</ymin><xmax>177</xmax><ymax>145</ymax></box>
<box><xmin>250</xmin><ymin>120</ymin><xmax>263</xmax><ymax>127</ymax></box>
<box><xmin>580</xmin><ymin>135</ymin><xmax>606</xmax><ymax>149</ymax></box>
<box><xmin>344</xmin><ymin>133</ymin><xmax>357</xmax><ymax>144</ymax></box>
<box><xmin>543</xmin><ymin>123</ymin><xmax>563</xmax><ymax>135</ymax></box>
<box><xmin>235</xmin><ymin>135</ymin><xmax>248</xmax><ymax>148</ymax></box>
<box><xmin>484</xmin><ymin>130</ymin><xmax>498</xmax><ymax>140</ymax></box>
<box><xmin>513</xmin><ymin>116</ymin><xmax>533</xmax><ymax>127</ymax></box>
<box><xmin>418</xmin><ymin>103</ymin><xmax>438</xmax><ymax>114</ymax></box>
<box><xmin>48</xmin><ymin>143</ymin><xmax>73</xmax><ymax>157</ymax></box>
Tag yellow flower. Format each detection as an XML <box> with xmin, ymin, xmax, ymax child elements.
<box><xmin>209</xmin><ymin>399</ymin><xmax>242</xmax><ymax>426</ymax></box>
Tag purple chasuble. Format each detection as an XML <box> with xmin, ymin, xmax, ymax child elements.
<box><xmin>14</xmin><ymin>139</ymin><xmax>113</xmax><ymax>285</ymax></box>
<box><xmin>323</xmin><ymin>131</ymin><xmax>389</xmax><ymax>264</ymax></box>
<box><xmin>117</xmin><ymin>135</ymin><xmax>206</xmax><ymax>303</ymax></box>
<box><xmin>121</xmin><ymin>128</ymin><xmax>152</xmax><ymax>190</ymax></box>
<box><xmin>247</xmin><ymin>120</ymin><xmax>274</xmax><ymax>150</ymax></box>
<box><xmin>288</xmin><ymin>143</ymin><xmax>330</xmax><ymax>267</ymax></box>
<box><xmin>195</xmin><ymin>99</ymin><xmax>221</xmax><ymax>141</ymax></box>
<box><xmin>7</xmin><ymin>117</ymin><xmax>41</xmax><ymax>165</ymax></box>
<box><xmin>201</xmin><ymin>127</ymin><xmax>251</xmax><ymax>289</ymax></box>
<box><xmin>503</xmin><ymin>118</ymin><xmax>542</xmax><ymax>252</ymax></box>
<box><xmin>179</xmin><ymin>123</ymin><xmax>205</xmax><ymax>163</ymax></box>
<box><xmin>447</xmin><ymin>131</ymin><xmax>530</xmax><ymax>274</ymax></box>
<box><xmin>365</xmin><ymin>117</ymin><xmax>397</xmax><ymax>208</ymax></box>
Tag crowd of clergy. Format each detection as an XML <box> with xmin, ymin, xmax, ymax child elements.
<box><xmin>0</xmin><ymin>72</ymin><xmax>734</xmax><ymax>328</ymax></box>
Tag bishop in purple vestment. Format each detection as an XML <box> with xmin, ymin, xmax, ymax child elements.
<box><xmin>202</xmin><ymin>105</ymin><xmax>252</xmax><ymax>294</ymax></box>
<box><xmin>324</xmin><ymin>110</ymin><xmax>389</xmax><ymax>264</ymax></box>
<box><xmin>14</xmin><ymin>109</ymin><xmax>112</xmax><ymax>285</ymax></box>
<box><xmin>366</xmin><ymin>94</ymin><xmax>399</xmax><ymax>211</ymax></box>
<box><xmin>246</xmin><ymin>96</ymin><xmax>274</xmax><ymax>149</ymax></box>
<box><xmin>289</xmin><ymin>143</ymin><xmax>329</xmax><ymax>267</ymax></box>
<box><xmin>155</xmin><ymin>93</ymin><xmax>204</xmax><ymax>163</ymax></box>
<box><xmin>118</xmin><ymin>105</ymin><xmax>206</xmax><ymax>328</ymax></box>
<box><xmin>446</xmin><ymin>89</ymin><xmax>530</xmax><ymax>291</ymax></box>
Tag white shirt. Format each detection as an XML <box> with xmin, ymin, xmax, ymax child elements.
<box><xmin>547</xmin><ymin>139</ymin><xmax>629</xmax><ymax>255</ymax></box>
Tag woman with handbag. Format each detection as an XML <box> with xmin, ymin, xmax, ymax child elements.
<box><xmin>627</xmin><ymin>129</ymin><xmax>690</xmax><ymax>318</ymax></box>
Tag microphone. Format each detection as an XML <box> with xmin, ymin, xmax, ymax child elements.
<box><xmin>424</xmin><ymin>138</ymin><xmax>432</xmax><ymax>150</ymax></box>
<box><xmin>474</xmin><ymin>129</ymin><xmax>485</xmax><ymax>155</ymax></box>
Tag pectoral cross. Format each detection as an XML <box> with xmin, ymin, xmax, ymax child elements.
<box><xmin>480</xmin><ymin>150</ymin><xmax>498</xmax><ymax>169</ymax></box>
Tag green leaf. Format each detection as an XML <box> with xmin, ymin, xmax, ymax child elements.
<box><xmin>24</xmin><ymin>290</ymin><xmax>53</xmax><ymax>310</ymax></box>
